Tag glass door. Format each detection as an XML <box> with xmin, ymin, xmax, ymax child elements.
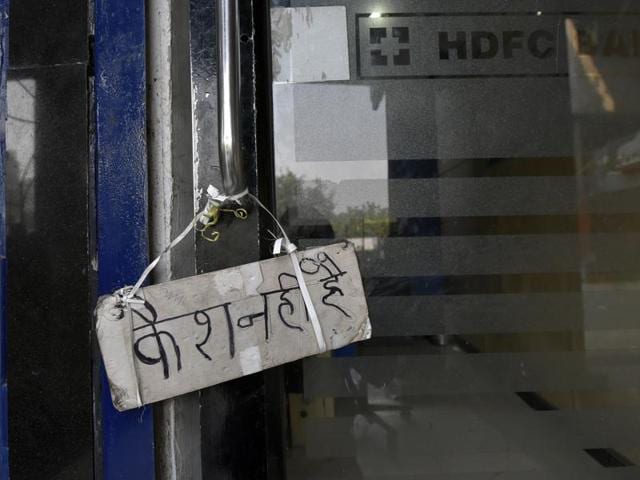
<box><xmin>269</xmin><ymin>1</ymin><xmax>640</xmax><ymax>478</ymax></box>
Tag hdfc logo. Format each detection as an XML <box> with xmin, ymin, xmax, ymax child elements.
<box><xmin>357</xmin><ymin>12</ymin><xmax>640</xmax><ymax>79</ymax></box>
<box><xmin>367</xmin><ymin>26</ymin><xmax>411</xmax><ymax>66</ymax></box>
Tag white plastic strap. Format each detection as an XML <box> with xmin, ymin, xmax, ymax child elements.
<box><xmin>272</xmin><ymin>237</ymin><xmax>283</xmax><ymax>256</ymax></box>
<box><xmin>206</xmin><ymin>185</ymin><xmax>248</xmax><ymax>204</ymax></box>
<box><xmin>247</xmin><ymin>193</ymin><xmax>325</xmax><ymax>350</ymax></box>
<box><xmin>288</xmin><ymin>247</ymin><xmax>325</xmax><ymax>350</ymax></box>
<box><xmin>124</xmin><ymin>207</ymin><xmax>207</xmax><ymax>301</ymax></box>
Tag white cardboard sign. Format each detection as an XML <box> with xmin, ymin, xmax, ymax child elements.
<box><xmin>96</xmin><ymin>242</ymin><xmax>371</xmax><ymax>411</ymax></box>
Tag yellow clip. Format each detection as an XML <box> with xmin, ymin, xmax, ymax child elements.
<box><xmin>196</xmin><ymin>205</ymin><xmax>221</xmax><ymax>242</ymax></box>
<box><xmin>200</xmin><ymin>226</ymin><xmax>220</xmax><ymax>242</ymax></box>
<box><xmin>196</xmin><ymin>206</ymin><xmax>248</xmax><ymax>242</ymax></box>
<box><xmin>220</xmin><ymin>207</ymin><xmax>248</xmax><ymax>220</ymax></box>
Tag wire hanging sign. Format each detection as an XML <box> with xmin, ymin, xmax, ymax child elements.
<box><xmin>96</xmin><ymin>186</ymin><xmax>371</xmax><ymax>411</ymax></box>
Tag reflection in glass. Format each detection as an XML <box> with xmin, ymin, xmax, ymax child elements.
<box><xmin>7</xmin><ymin>65</ymin><xmax>93</xmax><ymax>479</ymax></box>
<box><xmin>6</xmin><ymin>79</ymin><xmax>36</xmax><ymax>234</ymax></box>
<box><xmin>272</xmin><ymin>2</ymin><xmax>640</xmax><ymax>478</ymax></box>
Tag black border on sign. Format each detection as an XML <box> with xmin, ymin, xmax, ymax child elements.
<box><xmin>355</xmin><ymin>11</ymin><xmax>640</xmax><ymax>80</ymax></box>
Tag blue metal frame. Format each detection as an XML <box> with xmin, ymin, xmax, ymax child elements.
<box><xmin>94</xmin><ymin>0</ymin><xmax>155</xmax><ymax>478</ymax></box>
<box><xmin>0</xmin><ymin>1</ymin><xmax>9</xmax><ymax>477</ymax></box>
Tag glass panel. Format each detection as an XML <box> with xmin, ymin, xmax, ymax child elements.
<box><xmin>7</xmin><ymin>0</ymin><xmax>93</xmax><ymax>476</ymax></box>
<box><xmin>271</xmin><ymin>1</ymin><xmax>640</xmax><ymax>478</ymax></box>
<box><xmin>7</xmin><ymin>65</ymin><xmax>93</xmax><ymax>479</ymax></box>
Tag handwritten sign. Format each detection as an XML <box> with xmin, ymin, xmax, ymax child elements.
<box><xmin>96</xmin><ymin>242</ymin><xmax>371</xmax><ymax>411</ymax></box>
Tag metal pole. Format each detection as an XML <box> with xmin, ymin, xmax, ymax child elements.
<box><xmin>217</xmin><ymin>0</ymin><xmax>246</xmax><ymax>196</ymax></box>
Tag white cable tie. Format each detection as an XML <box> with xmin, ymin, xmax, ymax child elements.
<box><xmin>206</xmin><ymin>185</ymin><xmax>248</xmax><ymax>204</ymax></box>
<box><xmin>115</xmin><ymin>287</ymin><xmax>144</xmax><ymax>305</ymax></box>
<box><xmin>247</xmin><ymin>193</ymin><xmax>325</xmax><ymax>350</ymax></box>
<box><xmin>272</xmin><ymin>238</ymin><xmax>283</xmax><ymax>256</ymax></box>
<box><xmin>285</xmin><ymin>242</ymin><xmax>297</xmax><ymax>254</ymax></box>
<box><xmin>228</xmin><ymin>188</ymin><xmax>249</xmax><ymax>202</ymax></box>
<box><xmin>288</xmin><ymin>247</ymin><xmax>325</xmax><ymax>351</ymax></box>
<box><xmin>206</xmin><ymin>185</ymin><xmax>227</xmax><ymax>203</ymax></box>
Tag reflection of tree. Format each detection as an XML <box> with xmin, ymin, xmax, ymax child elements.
<box><xmin>276</xmin><ymin>170</ymin><xmax>391</xmax><ymax>239</ymax></box>
<box><xmin>332</xmin><ymin>203</ymin><xmax>390</xmax><ymax>239</ymax></box>
<box><xmin>6</xmin><ymin>150</ymin><xmax>36</xmax><ymax>232</ymax></box>
<box><xmin>276</xmin><ymin>170</ymin><xmax>335</xmax><ymax>220</ymax></box>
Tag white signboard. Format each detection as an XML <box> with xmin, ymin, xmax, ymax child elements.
<box><xmin>96</xmin><ymin>242</ymin><xmax>371</xmax><ymax>411</ymax></box>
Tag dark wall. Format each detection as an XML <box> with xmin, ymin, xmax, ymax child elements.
<box><xmin>7</xmin><ymin>1</ymin><xmax>93</xmax><ymax>479</ymax></box>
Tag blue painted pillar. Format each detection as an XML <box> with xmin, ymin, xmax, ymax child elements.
<box><xmin>94</xmin><ymin>0</ymin><xmax>155</xmax><ymax>478</ymax></box>
<box><xmin>0</xmin><ymin>1</ymin><xmax>9</xmax><ymax>478</ymax></box>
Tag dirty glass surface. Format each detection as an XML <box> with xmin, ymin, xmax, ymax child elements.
<box><xmin>271</xmin><ymin>1</ymin><xmax>640</xmax><ymax>478</ymax></box>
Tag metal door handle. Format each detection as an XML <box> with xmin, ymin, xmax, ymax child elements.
<box><xmin>217</xmin><ymin>0</ymin><xmax>246</xmax><ymax>196</ymax></box>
